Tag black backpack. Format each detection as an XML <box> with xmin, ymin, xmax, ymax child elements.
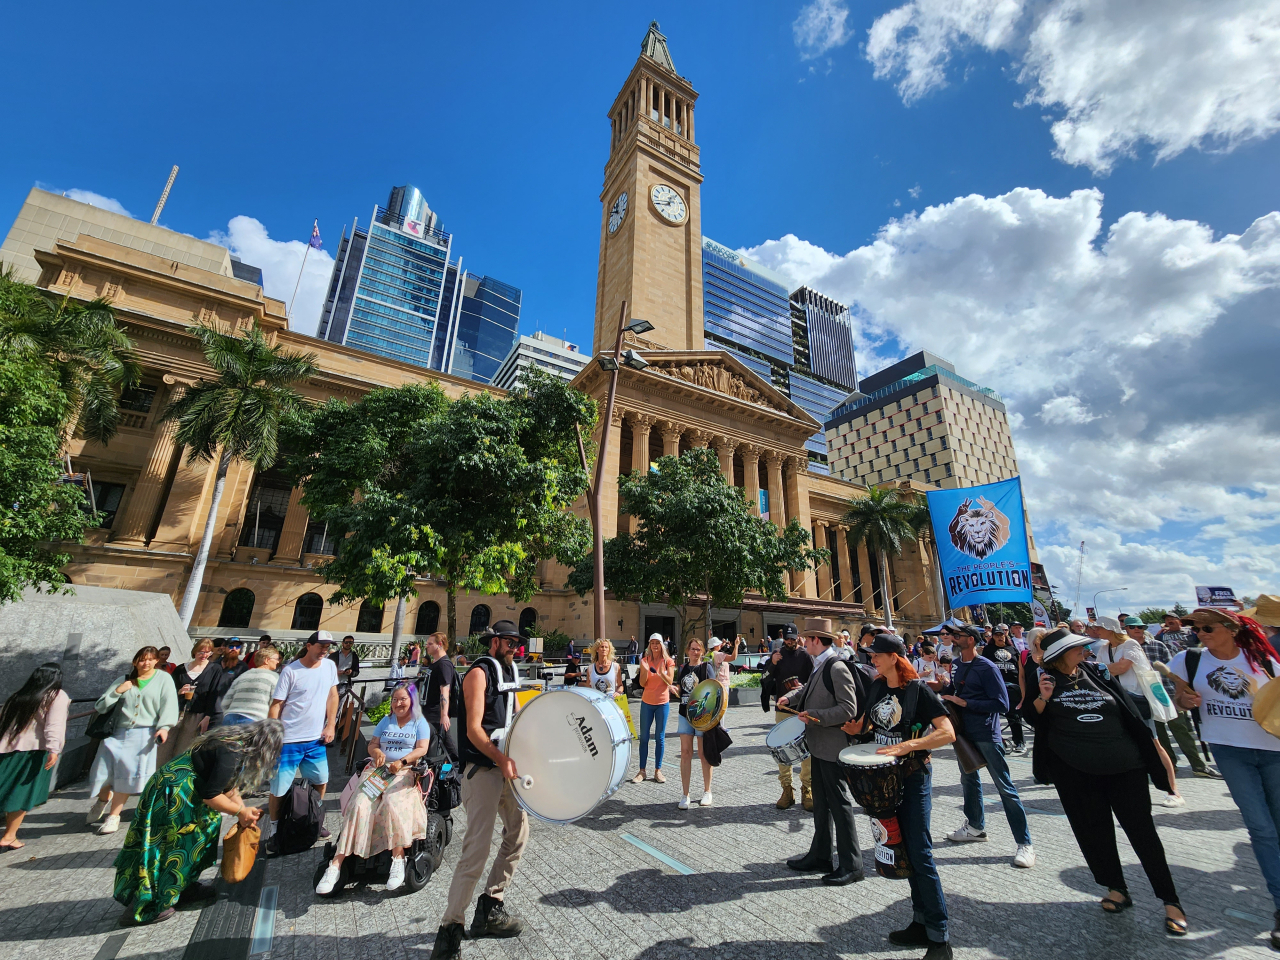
<box><xmin>275</xmin><ymin>780</ymin><xmax>324</xmax><ymax>855</ymax></box>
<box><xmin>820</xmin><ymin>655</ymin><xmax>876</xmax><ymax>715</ymax></box>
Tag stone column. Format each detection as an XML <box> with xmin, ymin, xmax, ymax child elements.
<box><xmin>713</xmin><ymin>436</ymin><xmax>736</xmax><ymax>484</ymax></box>
<box><xmin>688</xmin><ymin>103</ymin><xmax>695</xmax><ymax>141</ymax></box>
<box><xmin>784</xmin><ymin>456</ymin><xmax>816</xmax><ymax>598</ymax></box>
<box><xmin>150</xmin><ymin>449</ymin><xmax>221</xmax><ymax>554</ymax></box>
<box><xmin>836</xmin><ymin>525</ymin><xmax>854</xmax><ymax>606</ymax></box>
<box><xmin>764</xmin><ymin>452</ymin><xmax>785</xmax><ymax>531</ymax></box>
<box><xmin>627</xmin><ymin>413</ymin><xmax>654</xmax><ymax>534</ymax></box>
<box><xmin>814</xmin><ymin>521</ymin><xmax>833</xmax><ymax>600</ymax></box>
<box><xmin>660</xmin><ymin>421</ymin><xmax>682</xmax><ymax>457</ymax></box>
<box><xmin>112</xmin><ymin>386</ymin><xmax>184</xmax><ymax>547</ymax></box>
<box><xmin>213</xmin><ymin>459</ymin><xmax>254</xmax><ymax>560</ymax></box>
<box><xmin>857</xmin><ymin>540</ymin><xmax>876</xmax><ymax>614</ymax></box>
<box><xmin>741</xmin><ymin>444</ymin><xmax>761</xmax><ymax>517</ymax></box>
<box><xmin>270</xmin><ymin>486</ymin><xmax>310</xmax><ymax>566</ymax></box>
<box><xmin>598</xmin><ymin>409</ymin><xmax>625</xmax><ymax>540</ymax></box>
<box><xmin>686</xmin><ymin>428</ymin><xmax>710</xmax><ymax>449</ymax></box>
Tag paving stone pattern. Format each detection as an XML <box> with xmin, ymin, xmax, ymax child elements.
<box><xmin>3</xmin><ymin>703</ymin><xmax>1278</xmax><ymax>959</ymax></box>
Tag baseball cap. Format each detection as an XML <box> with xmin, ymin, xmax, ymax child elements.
<box><xmin>709</xmin><ymin>637</ymin><xmax>723</xmax><ymax>649</ymax></box>
<box><xmin>307</xmin><ymin>630</ymin><xmax>336</xmax><ymax>645</ymax></box>
<box><xmin>782</xmin><ymin>624</ymin><xmax>799</xmax><ymax>640</ymax></box>
<box><xmin>994</xmin><ymin>623</ymin><xmax>1009</xmax><ymax>632</ymax></box>
<box><xmin>961</xmin><ymin>625</ymin><xmax>986</xmax><ymax>640</ymax></box>
<box><xmin>648</xmin><ymin>632</ymin><xmax>663</xmax><ymax>642</ymax></box>
<box><xmin>870</xmin><ymin>633</ymin><xmax>907</xmax><ymax>656</ymax></box>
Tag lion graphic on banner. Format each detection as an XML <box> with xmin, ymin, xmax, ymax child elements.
<box><xmin>948</xmin><ymin>497</ymin><xmax>1011</xmax><ymax>560</ymax></box>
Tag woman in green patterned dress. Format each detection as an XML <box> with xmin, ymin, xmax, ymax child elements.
<box><xmin>113</xmin><ymin>719</ymin><xmax>283</xmax><ymax>925</ymax></box>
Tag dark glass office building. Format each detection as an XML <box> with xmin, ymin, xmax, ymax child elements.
<box><xmin>447</xmin><ymin>274</ymin><xmax>522</xmax><ymax>385</ymax></box>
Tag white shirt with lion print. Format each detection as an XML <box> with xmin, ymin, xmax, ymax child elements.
<box><xmin>1169</xmin><ymin>648</ymin><xmax>1280</xmax><ymax>751</ymax></box>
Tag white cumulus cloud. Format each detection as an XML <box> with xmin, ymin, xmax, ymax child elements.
<box><xmin>744</xmin><ymin>188</ymin><xmax>1280</xmax><ymax>610</ymax></box>
<box><xmin>794</xmin><ymin>0</ymin><xmax>853</xmax><ymax>59</ymax></box>
<box><xmin>866</xmin><ymin>0</ymin><xmax>1280</xmax><ymax>174</ymax></box>
<box><xmin>207</xmin><ymin>216</ymin><xmax>335</xmax><ymax>337</ymax></box>
<box><xmin>64</xmin><ymin>189</ymin><xmax>132</xmax><ymax>218</ymax></box>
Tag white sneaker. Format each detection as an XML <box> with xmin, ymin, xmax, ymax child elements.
<box><xmin>98</xmin><ymin>814</ymin><xmax>120</xmax><ymax>835</ymax></box>
<box><xmin>1013</xmin><ymin>844</ymin><xmax>1036</xmax><ymax>868</ymax></box>
<box><xmin>315</xmin><ymin>863</ymin><xmax>342</xmax><ymax>895</ymax></box>
<box><xmin>946</xmin><ymin>822</ymin><xmax>988</xmax><ymax>843</ymax></box>
<box><xmin>1162</xmin><ymin>794</ymin><xmax>1187</xmax><ymax>808</ymax></box>
<box><xmin>698</xmin><ymin>793</ymin><xmax>714</xmax><ymax>807</ymax></box>
<box><xmin>88</xmin><ymin>798</ymin><xmax>109</xmax><ymax>824</ymax></box>
<box><xmin>678</xmin><ymin>795</ymin><xmax>691</xmax><ymax>810</ymax></box>
<box><xmin>386</xmin><ymin>857</ymin><xmax>406</xmax><ymax>891</ymax></box>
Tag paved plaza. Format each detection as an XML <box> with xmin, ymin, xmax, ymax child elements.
<box><xmin>2</xmin><ymin>702</ymin><xmax>1277</xmax><ymax>959</ymax></box>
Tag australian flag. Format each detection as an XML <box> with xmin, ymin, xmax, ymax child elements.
<box><xmin>308</xmin><ymin>220</ymin><xmax>322</xmax><ymax>249</ymax></box>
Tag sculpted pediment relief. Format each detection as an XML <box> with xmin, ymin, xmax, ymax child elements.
<box><xmin>647</xmin><ymin>359</ymin><xmax>786</xmax><ymax>413</ymax></box>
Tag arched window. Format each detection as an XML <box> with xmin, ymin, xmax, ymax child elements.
<box><xmin>356</xmin><ymin>599</ymin><xmax>385</xmax><ymax>634</ymax></box>
<box><xmin>518</xmin><ymin>607</ymin><xmax>538</xmax><ymax>636</ymax></box>
<box><xmin>218</xmin><ymin>588</ymin><xmax>255</xmax><ymax>628</ymax></box>
<box><xmin>415</xmin><ymin>601</ymin><xmax>440</xmax><ymax>635</ymax></box>
<box><xmin>291</xmin><ymin>592</ymin><xmax>324</xmax><ymax>631</ymax></box>
<box><xmin>467</xmin><ymin>604</ymin><xmax>491</xmax><ymax>636</ymax></box>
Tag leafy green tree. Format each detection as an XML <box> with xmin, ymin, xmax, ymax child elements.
<box><xmin>0</xmin><ymin>355</ymin><xmax>89</xmax><ymax>602</ymax></box>
<box><xmin>569</xmin><ymin>448</ymin><xmax>825</xmax><ymax>653</ymax></box>
<box><xmin>164</xmin><ymin>323</ymin><xmax>317</xmax><ymax>626</ymax></box>
<box><xmin>842</xmin><ymin>485</ymin><xmax>922</xmax><ymax>631</ymax></box>
<box><xmin>0</xmin><ymin>265</ymin><xmax>140</xmax><ymax>445</ymax></box>
<box><xmin>1137</xmin><ymin>607</ymin><xmax>1170</xmax><ymax>624</ymax></box>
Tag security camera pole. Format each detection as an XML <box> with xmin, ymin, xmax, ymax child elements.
<box><xmin>581</xmin><ymin>301</ymin><xmax>654</xmax><ymax>642</ymax></box>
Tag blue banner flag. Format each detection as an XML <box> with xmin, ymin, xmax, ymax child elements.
<box><xmin>926</xmin><ymin>477</ymin><xmax>1033</xmax><ymax>609</ymax></box>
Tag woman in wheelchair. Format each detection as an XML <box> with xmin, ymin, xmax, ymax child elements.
<box><xmin>316</xmin><ymin>683</ymin><xmax>432</xmax><ymax>894</ymax></box>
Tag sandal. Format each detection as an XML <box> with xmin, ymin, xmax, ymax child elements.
<box><xmin>1100</xmin><ymin>892</ymin><xmax>1133</xmax><ymax>913</ymax></box>
<box><xmin>0</xmin><ymin>840</ymin><xmax>24</xmax><ymax>851</ymax></box>
<box><xmin>1165</xmin><ymin>904</ymin><xmax>1188</xmax><ymax>937</ymax></box>
<box><xmin>630</xmin><ymin>771</ymin><xmax>646</xmax><ymax>784</ymax></box>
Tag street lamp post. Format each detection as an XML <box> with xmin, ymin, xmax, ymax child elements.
<box><xmin>1092</xmin><ymin>587</ymin><xmax>1128</xmax><ymax>619</ymax></box>
<box><xmin>584</xmin><ymin>302</ymin><xmax>653</xmax><ymax>643</ymax></box>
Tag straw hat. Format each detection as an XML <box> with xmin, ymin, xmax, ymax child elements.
<box><xmin>1242</xmin><ymin>595</ymin><xmax>1280</xmax><ymax>627</ymax></box>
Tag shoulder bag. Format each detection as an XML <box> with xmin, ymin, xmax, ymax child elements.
<box><xmin>221</xmin><ymin>821</ymin><xmax>260</xmax><ymax>883</ymax></box>
<box><xmin>945</xmin><ymin>661</ymin><xmax>989</xmax><ymax>775</ymax></box>
<box><xmin>85</xmin><ymin>699</ymin><xmax>121</xmax><ymax>740</ymax></box>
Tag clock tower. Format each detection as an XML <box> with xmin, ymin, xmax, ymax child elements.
<box><xmin>594</xmin><ymin>21</ymin><xmax>704</xmax><ymax>352</ymax></box>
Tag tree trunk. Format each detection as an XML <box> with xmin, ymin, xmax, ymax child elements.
<box><xmin>704</xmin><ymin>575</ymin><xmax>712</xmax><ymax>645</ymax></box>
<box><xmin>389</xmin><ymin>595</ymin><xmax>407</xmax><ymax>666</ymax></box>
<box><xmin>879</xmin><ymin>549</ymin><xmax>895</xmax><ymax>631</ymax></box>
<box><xmin>446</xmin><ymin>582</ymin><xmax>457</xmax><ymax>655</ymax></box>
<box><xmin>177</xmin><ymin>449</ymin><xmax>232</xmax><ymax>628</ymax></box>
<box><xmin>927</xmin><ymin>536</ymin><xmax>949</xmax><ymax>620</ymax></box>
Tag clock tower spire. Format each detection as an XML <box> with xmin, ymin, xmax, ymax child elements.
<box><xmin>594</xmin><ymin>21</ymin><xmax>704</xmax><ymax>353</ymax></box>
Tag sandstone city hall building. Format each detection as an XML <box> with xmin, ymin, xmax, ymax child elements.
<box><xmin>6</xmin><ymin>22</ymin><xmax>960</xmax><ymax>650</ymax></box>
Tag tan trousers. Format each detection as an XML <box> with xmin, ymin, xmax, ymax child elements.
<box><xmin>774</xmin><ymin>709</ymin><xmax>812</xmax><ymax>790</ymax></box>
<box><xmin>443</xmin><ymin>765</ymin><xmax>529</xmax><ymax>925</ymax></box>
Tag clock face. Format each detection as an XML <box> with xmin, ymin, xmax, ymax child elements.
<box><xmin>608</xmin><ymin>192</ymin><xmax>628</xmax><ymax>234</ymax></box>
<box><xmin>650</xmin><ymin>184</ymin><xmax>687</xmax><ymax>224</ymax></box>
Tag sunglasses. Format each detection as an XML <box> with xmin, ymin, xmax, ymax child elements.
<box><xmin>1194</xmin><ymin>623</ymin><xmax>1228</xmax><ymax>634</ymax></box>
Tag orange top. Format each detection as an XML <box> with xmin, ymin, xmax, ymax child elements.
<box><xmin>639</xmin><ymin>655</ymin><xmax>676</xmax><ymax>705</ymax></box>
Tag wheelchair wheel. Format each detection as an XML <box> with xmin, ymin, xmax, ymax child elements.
<box><xmin>405</xmin><ymin>839</ymin><xmax>433</xmax><ymax>892</ymax></box>
<box><xmin>427</xmin><ymin>812</ymin><xmax>448</xmax><ymax>872</ymax></box>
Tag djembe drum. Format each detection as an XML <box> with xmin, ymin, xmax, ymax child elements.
<box><xmin>838</xmin><ymin>742</ymin><xmax>912</xmax><ymax>879</ymax></box>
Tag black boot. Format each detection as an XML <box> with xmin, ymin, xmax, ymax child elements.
<box><xmin>889</xmin><ymin>921</ymin><xmax>930</xmax><ymax>947</ymax></box>
<box><xmin>921</xmin><ymin>940</ymin><xmax>953</xmax><ymax>960</ymax></box>
<box><xmin>429</xmin><ymin>923</ymin><xmax>465</xmax><ymax>960</ymax></box>
<box><xmin>470</xmin><ymin>894</ymin><xmax>524</xmax><ymax>939</ymax></box>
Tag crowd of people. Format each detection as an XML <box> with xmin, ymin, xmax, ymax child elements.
<box><xmin>2</xmin><ymin>602</ymin><xmax>1279</xmax><ymax>955</ymax></box>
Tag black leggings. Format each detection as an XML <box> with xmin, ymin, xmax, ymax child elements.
<box><xmin>1004</xmin><ymin>686</ymin><xmax>1024</xmax><ymax>746</ymax></box>
<box><xmin>1055</xmin><ymin>766</ymin><xmax>1179</xmax><ymax>905</ymax></box>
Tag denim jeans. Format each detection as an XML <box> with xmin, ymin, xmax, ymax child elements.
<box><xmin>899</xmin><ymin>763</ymin><xmax>949</xmax><ymax>943</ymax></box>
<box><xmin>639</xmin><ymin>701</ymin><xmax>669</xmax><ymax>770</ymax></box>
<box><xmin>220</xmin><ymin>713</ymin><xmax>255</xmax><ymax>726</ymax></box>
<box><xmin>961</xmin><ymin>739</ymin><xmax>1032</xmax><ymax>846</ymax></box>
<box><xmin>1214</xmin><ymin>744</ymin><xmax>1280</xmax><ymax>909</ymax></box>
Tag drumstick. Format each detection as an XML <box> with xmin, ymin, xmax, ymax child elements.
<box><xmin>775</xmin><ymin>703</ymin><xmax>800</xmax><ymax>716</ymax></box>
<box><xmin>1154</xmin><ymin>661</ymin><xmax>1196</xmax><ymax>697</ymax></box>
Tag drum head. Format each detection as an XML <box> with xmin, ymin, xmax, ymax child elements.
<box><xmin>687</xmin><ymin>678</ymin><xmax>727</xmax><ymax>732</ymax></box>
<box><xmin>503</xmin><ymin>688</ymin><xmax>630</xmax><ymax>823</ymax></box>
<box><xmin>766</xmin><ymin>715</ymin><xmax>807</xmax><ymax>747</ymax></box>
<box><xmin>839</xmin><ymin>742</ymin><xmax>898</xmax><ymax>767</ymax></box>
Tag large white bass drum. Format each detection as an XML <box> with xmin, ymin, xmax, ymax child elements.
<box><xmin>502</xmin><ymin>686</ymin><xmax>631</xmax><ymax>824</ymax></box>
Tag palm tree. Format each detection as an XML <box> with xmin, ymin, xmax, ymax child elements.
<box><xmin>165</xmin><ymin>323</ymin><xmax>317</xmax><ymax>626</ymax></box>
<box><xmin>841</xmin><ymin>485</ymin><xmax>920</xmax><ymax>630</ymax></box>
<box><xmin>0</xmin><ymin>265</ymin><xmax>140</xmax><ymax>444</ymax></box>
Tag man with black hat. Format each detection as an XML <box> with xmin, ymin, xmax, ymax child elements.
<box><xmin>778</xmin><ymin>618</ymin><xmax>864</xmax><ymax>885</ymax></box>
<box><xmin>941</xmin><ymin>625</ymin><xmax>1035</xmax><ymax>869</ymax></box>
<box><xmin>431</xmin><ymin>620</ymin><xmax>527</xmax><ymax>959</ymax></box>
<box><xmin>762</xmin><ymin>623</ymin><xmax>814</xmax><ymax>809</ymax></box>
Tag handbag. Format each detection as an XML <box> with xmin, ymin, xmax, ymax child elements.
<box><xmin>221</xmin><ymin>821</ymin><xmax>260</xmax><ymax>883</ymax></box>
<box><xmin>85</xmin><ymin>701</ymin><xmax>120</xmax><ymax>740</ymax></box>
<box><xmin>943</xmin><ymin>701</ymin><xmax>988</xmax><ymax>774</ymax></box>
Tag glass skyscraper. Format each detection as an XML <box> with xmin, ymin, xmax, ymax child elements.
<box><xmin>700</xmin><ymin>237</ymin><xmax>858</xmax><ymax>472</ymax></box>
<box><xmin>317</xmin><ymin>185</ymin><xmax>522</xmax><ymax>384</ymax></box>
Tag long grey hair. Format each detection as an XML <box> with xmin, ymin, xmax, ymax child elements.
<box><xmin>187</xmin><ymin>719</ymin><xmax>284</xmax><ymax>794</ymax></box>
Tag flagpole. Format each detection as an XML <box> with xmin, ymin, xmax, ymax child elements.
<box><xmin>287</xmin><ymin>218</ymin><xmax>318</xmax><ymax>323</ymax></box>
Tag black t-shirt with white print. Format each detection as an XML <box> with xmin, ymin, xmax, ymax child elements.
<box><xmin>982</xmin><ymin>641</ymin><xmax>1022</xmax><ymax>690</ymax></box>
<box><xmin>864</xmin><ymin>678</ymin><xmax>949</xmax><ymax>752</ymax></box>
<box><xmin>676</xmin><ymin>662</ymin><xmax>713</xmax><ymax>719</ymax></box>
<box><xmin>1041</xmin><ymin>667</ymin><xmax>1144</xmax><ymax>776</ymax></box>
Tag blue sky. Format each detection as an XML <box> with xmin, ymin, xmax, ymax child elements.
<box><xmin>3</xmin><ymin>1</ymin><xmax>1279</xmax><ymax>612</ymax></box>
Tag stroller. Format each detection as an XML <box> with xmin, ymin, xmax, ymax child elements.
<box><xmin>313</xmin><ymin>729</ymin><xmax>458</xmax><ymax>896</ymax></box>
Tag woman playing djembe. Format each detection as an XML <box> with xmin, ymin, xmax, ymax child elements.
<box><xmin>843</xmin><ymin>634</ymin><xmax>957</xmax><ymax>960</ymax></box>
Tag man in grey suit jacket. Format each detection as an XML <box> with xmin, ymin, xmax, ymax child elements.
<box><xmin>778</xmin><ymin>617</ymin><xmax>864</xmax><ymax>885</ymax></box>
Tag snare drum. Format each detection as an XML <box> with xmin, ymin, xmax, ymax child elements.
<box><xmin>501</xmin><ymin>686</ymin><xmax>631</xmax><ymax>824</ymax></box>
<box><xmin>765</xmin><ymin>715</ymin><xmax>810</xmax><ymax>765</ymax></box>
<box><xmin>839</xmin><ymin>743</ymin><xmax>912</xmax><ymax>880</ymax></box>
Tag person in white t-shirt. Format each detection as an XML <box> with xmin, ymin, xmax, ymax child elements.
<box><xmin>1170</xmin><ymin>607</ymin><xmax>1280</xmax><ymax>949</ymax></box>
<box><xmin>1093</xmin><ymin>616</ymin><xmax>1183</xmax><ymax>806</ymax></box>
<box><xmin>267</xmin><ymin>631</ymin><xmax>339</xmax><ymax>849</ymax></box>
<box><xmin>914</xmin><ymin>643</ymin><xmax>946</xmax><ymax>691</ymax></box>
